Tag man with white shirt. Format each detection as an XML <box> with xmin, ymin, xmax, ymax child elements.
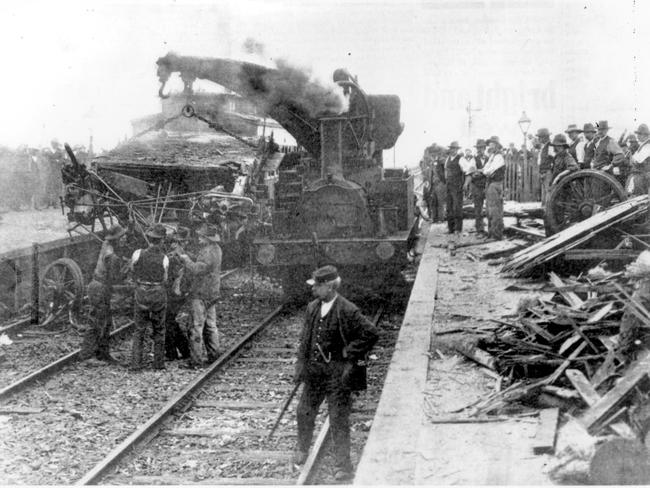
<box><xmin>293</xmin><ymin>265</ymin><xmax>378</xmax><ymax>481</ymax></box>
<box><xmin>626</xmin><ymin>123</ymin><xmax>650</xmax><ymax>196</ymax></box>
<box><xmin>482</xmin><ymin>136</ymin><xmax>505</xmax><ymax>240</ymax></box>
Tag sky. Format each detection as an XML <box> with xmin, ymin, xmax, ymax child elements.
<box><xmin>1</xmin><ymin>0</ymin><xmax>649</xmax><ymax>167</ymax></box>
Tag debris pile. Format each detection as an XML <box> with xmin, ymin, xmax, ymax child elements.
<box><xmin>449</xmin><ymin>251</ymin><xmax>650</xmax><ymax>483</ymax></box>
<box><xmin>501</xmin><ymin>195</ymin><xmax>648</xmax><ymax>277</ymax></box>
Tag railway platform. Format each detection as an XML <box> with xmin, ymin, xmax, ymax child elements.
<box><xmin>355</xmin><ymin>221</ymin><xmax>552</xmax><ymax>485</ymax></box>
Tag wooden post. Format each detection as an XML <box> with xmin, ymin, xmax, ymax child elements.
<box><xmin>31</xmin><ymin>243</ymin><xmax>39</xmax><ymax>325</ymax></box>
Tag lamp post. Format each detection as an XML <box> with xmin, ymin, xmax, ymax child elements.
<box><xmin>518</xmin><ymin>111</ymin><xmax>532</xmax><ymax>201</ymax></box>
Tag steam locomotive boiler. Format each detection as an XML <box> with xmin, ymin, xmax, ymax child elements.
<box><xmin>156</xmin><ymin>53</ymin><xmax>414</xmax><ymax>297</ymax></box>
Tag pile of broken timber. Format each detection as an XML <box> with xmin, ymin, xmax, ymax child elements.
<box><xmin>459</xmin><ymin>271</ymin><xmax>650</xmax><ymax>434</ymax></box>
<box><xmin>501</xmin><ymin>195</ymin><xmax>648</xmax><ymax>277</ymax></box>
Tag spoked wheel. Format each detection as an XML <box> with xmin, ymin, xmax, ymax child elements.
<box><xmin>39</xmin><ymin>258</ymin><xmax>85</xmax><ymax>327</ymax></box>
<box><xmin>545</xmin><ymin>169</ymin><xmax>627</xmax><ymax>236</ymax></box>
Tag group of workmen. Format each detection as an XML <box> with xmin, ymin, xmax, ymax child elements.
<box><xmin>76</xmin><ymin>222</ymin><xmax>375</xmax><ymax>481</ymax></box>
<box><xmin>78</xmin><ymin>222</ymin><xmax>223</xmax><ymax>371</ymax></box>
<box><xmin>421</xmin><ymin>135</ymin><xmax>507</xmax><ymax>240</ymax></box>
<box><xmin>421</xmin><ymin>120</ymin><xmax>650</xmax><ymax>238</ymax></box>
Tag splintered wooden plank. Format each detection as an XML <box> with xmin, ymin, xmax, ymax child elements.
<box><xmin>533</xmin><ymin>408</ymin><xmax>559</xmax><ymax>454</ymax></box>
<box><xmin>566</xmin><ymin>369</ymin><xmax>635</xmax><ymax>438</ymax></box>
<box><xmin>580</xmin><ymin>371</ymin><xmax>650</xmax><ymax>434</ymax></box>
<box><xmin>549</xmin><ymin>272</ymin><xmax>584</xmax><ymax>309</ymax></box>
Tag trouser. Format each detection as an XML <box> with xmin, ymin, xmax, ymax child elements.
<box><xmin>79</xmin><ymin>280</ymin><xmax>112</xmax><ymax>360</ymax></box>
<box><xmin>297</xmin><ymin>362</ymin><xmax>353</xmax><ymax>471</ymax></box>
<box><xmin>165</xmin><ymin>296</ymin><xmax>190</xmax><ymax>360</ymax></box>
<box><xmin>186</xmin><ymin>298</ymin><xmax>220</xmax><ymax>366</ymax></box>
<box><xmin>486</xmin><ymin>180</ymin><xmax>504</xmax><ymax>240</ymax></box>
<box><xmin>131</xmin><ymin>306</ymin><xmax>166</xmax><ymax>369</ymax></box>
<box><xmin>626</xmin><ymin>172</ymin><xmax>649</xmax><ymax>196</ymax></box>
<box><xmin>470</xmin><ymin>182</ymin><xmax>485</xmax><ymax>233</ymax></box>
<box><xmin>540</xmin><ymin>170</ymin><xmax>553</xmax><ymax>205</ymax></box>
<box><xmin>446</xmin><ymin>183</ymin><xmax>463</xmax><ymax>233</ymax></box>
<box><xmin>428</xmin><ymin>182</ymin><xmax>446</xmax><ymax>222</ymax></box>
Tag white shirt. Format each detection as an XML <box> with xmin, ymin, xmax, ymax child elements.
<box><xmin>459</xmin><ymin>156</ymin><xmax>477</xmax><ymax>175</ymax></box>
<box><xmin>131</xmin><ymin>249</ymin><xmax>170</xmax><ymax>270</ymax></box>
<box><xmin>574</xmin><ymin>140</ymin><xmax>586</xmax><ymax>164</ymax></box>
<box><xmin>632</xmin><ymin>140</ymin><xmax>650</xmax><ymax>165</ymax></box>
<box><xmin>482</xmin><ymin>153</ymin><xmax>505</xmax><ymax>177</ymax></box>
<box><xmin>320</xmin><ymin>294</ymin><xmax>337</xmax><ymax>318</ymax></box>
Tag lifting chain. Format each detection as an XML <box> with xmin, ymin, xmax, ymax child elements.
<box><xmin>180</xmin><ymin>104</ymin><xmax>258</xmax><ymax>148</ymax></box>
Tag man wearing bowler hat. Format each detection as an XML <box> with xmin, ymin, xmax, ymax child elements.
<box><xmin>80</xmin><ymin>224</ymin><xmax>129</xmax><ymax>363</ymax></box>
<box><xmin>582</xmin><ymin>123</ymin><xmax>598</xmax><ymax>168</ymax></box>
<box><xmin>176</xmin><ymin>224</ymin><xmax>222</xmax><ymax>369</ymax></box>
<box><xmin>535</xmin><ymin>128</ymin><xmax>554</xmax><ymax>205</ymax></box>
<box><xmin>293</xmin><ymin>265</ymin><xmax>378</xmax><ymax>481</ymax></box>
<box><xmin>626</xmin><ymin>123</ymin><xmax>650</xmax><ymax>196</ymax></box>
<box><xmin>130</xmin><ymin>224</ymin><xmax>169</xmax><ymax>370</ymax></box>
<box><xmin>444</xmin><ymin>141</ymin><xmax>464</xmax><ymax>233</ymax></box>
<box><xmin>550</xmin><ymin>134</ymin><xmax>579</xmax><ymax>181</ymax></box>
<box><xmin>591</xmin><ymin>120</ymin><xmax>625</xmax><ymax>180</ymax></box>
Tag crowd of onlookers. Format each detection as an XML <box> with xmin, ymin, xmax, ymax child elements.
<box><xmin>0</xmin><ymin>141</ymin><xmax>92</xmax><ymax>212</ymax></box>
<box><xmin>418</xmin><ymin>120</ymin><xmax>650</xmax><ymax>240</ymax></box>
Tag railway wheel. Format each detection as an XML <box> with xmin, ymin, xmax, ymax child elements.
<box><xmin>545</xmin><ymin>169</ymin><xmax>626</xmax><ymax>236</ymax></box>
<box><xmin>39</xmin><ymin>258</ymin><xmax>85</xmax><ymax>327</ymax></box>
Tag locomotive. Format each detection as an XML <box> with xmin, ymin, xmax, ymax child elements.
<box><xmin>156</xmin><ymin>53</ymin><xmax>415</xmax><ymax>297</ymax></box>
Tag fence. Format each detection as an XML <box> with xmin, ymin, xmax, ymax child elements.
<box><xmin>504</xmin><ymin>150</ymin><xmax>541</xmax><ymax>203</ymax></box>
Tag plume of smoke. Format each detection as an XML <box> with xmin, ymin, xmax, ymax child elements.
<box><xmin>261</xmin><ymin>58</ymin><xmax>346</xmax><ymax>118</ymax></box>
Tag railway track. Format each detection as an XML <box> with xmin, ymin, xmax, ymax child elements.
<box><xmin>77</xmin><ymin>301</ymin><xmax>400</xmax><ymax>485</ymax></box>
<box><xmin>0</xmin><ymin>269</ymin><xmax>239</xmax><ymax>401</ymax></box>
<box><xmin>0</xmin><ymin>270</ymin><xmax>282</xmax><ymax>484</ymax></box>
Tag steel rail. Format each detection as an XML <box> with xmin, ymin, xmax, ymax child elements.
<box><xmin>0</xmin><ymin>269</ymin><xmax>239</xmax><ymax>402</ymax></box>
<box><xmin>76</xmin><ymin>304</ymin><xmax>285</xmax><ymax>485</ymax></box>
<box><xmin>0</xmin><ymin>315</ymin><xmax>31</xmax><ymax>335</ymax></box>
<box><xmin>0</xmin><ymin>321</ymin><xmax>135</xmax><ymax>401</ymax></box>
<box><xmin>296</xmin><ymin>304</ymin><xmax>385</xmax><ymax>485</ymax></box>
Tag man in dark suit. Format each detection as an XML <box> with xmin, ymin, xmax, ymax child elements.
<box><xmin>444</xmin><ymin>141</ymin><xmax>463</xmax><ymax>233</ymax></box>
<box><xmin>293</xmin><ymin>265</ymin><xmax>379</xmax><ymax>481</ymax></box>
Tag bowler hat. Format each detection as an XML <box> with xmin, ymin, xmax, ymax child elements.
<box><xmin>635</xmin><ymin>123</ymin><xmax>650</xmax><ymax>136</ymax></box>
<box><xmin>105</xmin><ymin>224</ymin><xmax>126</xmax><ymax>241</ymax></box>
<box><xmin>146</xmin><ymin>224</ymin><xmax>167</xmax><ymax>240</ymax></box>
<box><xmin>196</xmin><ymin>225</ymin><xmax>221</xmax><ymax>242</ymax></box>
<box><xmin>597</xmin><ymin>120</ymin><xmax>610</xmax><ymax>130</ymax></box>
<box><xmin>171</xmin><ymin>226</ymin><xmax>190</xmax><ymax>242</ymax></box>
<box><xmin>306</xmin><ymin>265</ymin><xmax>339</xmax><ymax>286</ymax></box>
<box><xmin>551</xmin><ymin>134</ymin><xmax>569</xmax><ymax>147</ymax></box>
<box><xmin>474</xmin><ymin>139</ymin><xmax>487</xmax><ymax>148</ymax></box>
<box><xmin>448</xmin><ymin>141</ymin><xmax>460</xmax><ymax>150</ymax></box>
<box><xmin>583</xmin><ymin>123</ymin><xmax>596</xmax><ymax>133</ymax></box>
<box><xmin>486</xmin><ymin>135</ymin><xmax>502</xmax><ymax>148</ymax></box>
<box><xmin>536</xmin><ymin>128</ymin><xmax>550</xmax><ymax>138</ymax></box>
<box><xmin>565</xmin><ymin>124</ymin><xmax>583</xmax><ymax>134</ymax></box>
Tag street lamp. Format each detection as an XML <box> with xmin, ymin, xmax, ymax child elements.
<box><xmin>518</xmin><ymin>111</ymin><xmax>532</xmax><ymax>200</ymax></box>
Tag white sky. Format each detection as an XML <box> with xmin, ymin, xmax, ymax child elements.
<box><xmin>1</xmin><ymin>0</ymin><xmax>649</xmax><ymax>166</ymax></box>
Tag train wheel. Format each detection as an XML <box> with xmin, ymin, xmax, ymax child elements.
<box><xmin>545</xmin><ymin>169</ymin><xmax>626</xmax><ymax>236</ymax></box>
<box><xmin>39</xmin><ymin>258</ymin><xmax>85</xmax><ymax>328</ymax></box>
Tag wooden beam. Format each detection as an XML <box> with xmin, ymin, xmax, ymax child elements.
<box><xmin>533</xmin><ymin>408</ymin><xmax>559</xmax><ymax>454</ymax></box>
<box><xmin>579</xmin><ymin>371</ymin><xmax>650</xmax><ymax>434</ymax></box>
<box><xmin>565</xmin><ymin>369</ymin><xmax>635</xmax><ymax>438</ymax></box>
<box><xmin>548</xmin><ymin>272</ymin><xmax>584</xmax><ymax>309</ymax></box>
<box><xmin>564</xmin><ymin>249</ymin><xmax>641</xmax><ymax>261</ymax></box>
